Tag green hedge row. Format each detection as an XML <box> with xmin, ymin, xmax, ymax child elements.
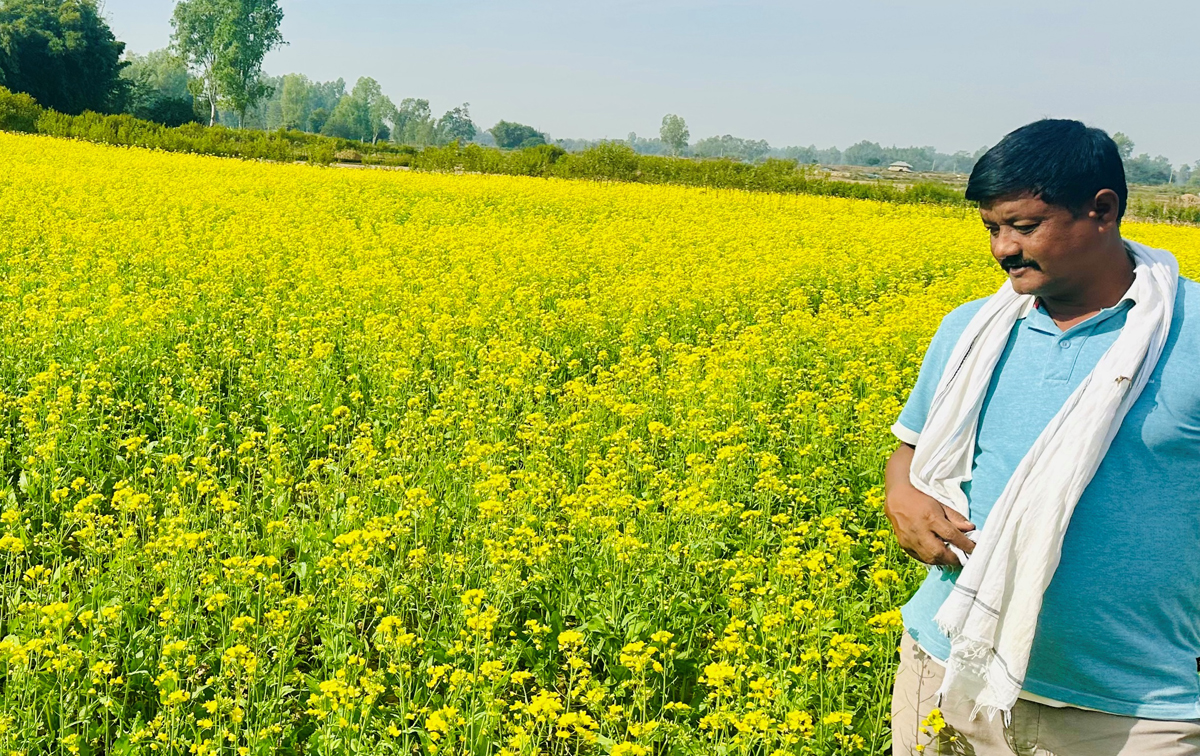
<box><xmin>1128</xmin><ymin>198</ymin><xmax>1200</xmax><ymax>225</ymax></box>
<box><xmin>2</xmin><ymin>85</ymin><xmax>968</xmax><ymax>206</ymax></box>
<box><xmin>0</xmin><ymin>86</ymin><xmax>417</xmax><ymax>165</ymax></box>
<box><xmin>33</xmin><ymin>110</ymin><xmax>420</xmax><ymax>165</ymax></box>
<box><xmin>409</xmin><ymin>141</ymin><xmax>968</xmax><ymax>205</ymax></box>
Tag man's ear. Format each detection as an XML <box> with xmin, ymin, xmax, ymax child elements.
<box><xmin>1088</xmin><ymin>188</ymin><xmax>1121</xmax><ymax>230</ymax></box>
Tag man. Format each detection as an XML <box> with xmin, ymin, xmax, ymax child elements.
<box><xmin>885</xmin><ymin>119</ymin><xmax>1200</xmax><ymax>755</ymax></box>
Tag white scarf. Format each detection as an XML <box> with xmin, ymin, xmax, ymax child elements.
<box><xmin>909</xmin><ymin>238</ymin><xmax>1179</xmax><ymax>720</ymax></box>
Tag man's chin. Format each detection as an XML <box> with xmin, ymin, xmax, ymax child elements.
<box><xmin>1006</xmin><ymin>268</ymin><xmax>1044</xmax><ymax>295</ymax></box>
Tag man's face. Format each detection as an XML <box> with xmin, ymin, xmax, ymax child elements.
<box><xmin>978</xmin><ymin>192</ymin><xmax>1105</xmax><ymax>298</ymax></box>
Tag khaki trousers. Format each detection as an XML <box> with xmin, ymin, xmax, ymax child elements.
<box><xmin>891</xmin><ymin>631</ymin><xmax>1200</xmax><ymax>755</ymax></box>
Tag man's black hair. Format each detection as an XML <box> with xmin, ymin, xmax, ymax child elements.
<box><xmin>965</xmin><ymin>119</ymin><xmax>1127</xmax><ymax>220</ymax></box>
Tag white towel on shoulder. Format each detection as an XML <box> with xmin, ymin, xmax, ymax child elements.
<box><xmin>908</xmin><ymin>239</ymin><xmax>1178</xmax><ymax>720</ymax></box>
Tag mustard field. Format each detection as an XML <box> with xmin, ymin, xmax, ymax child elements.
<box><xmin>2</xmin><ymin>133</ymin><xmax>1199</xmax><ymax>756</ymax></box>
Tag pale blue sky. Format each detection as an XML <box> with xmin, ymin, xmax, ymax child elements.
<box><xmin>103</xmin><ymin>0</ymin><xmax>1200</xmax><ymax>164</ymax></box>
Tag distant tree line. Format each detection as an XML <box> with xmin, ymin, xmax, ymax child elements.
<box><xmin>558</xmin><ymin>115</ymin><xmax>1196</xmax><ymax>186</ymax></box>
<box><xmin>233</xmin><ymin>72</ymin><xmax>476</xmax><ymax>146</ymax></box>
<box><xmin>557</xmin><ymin>128</ymin><xmax>983</xmax><ymax>174</ymax></box>
<box><xmin>121</xmin><ymin>35</ymin><xmax>480</xmax><ymax>146</ymax></box>
<box><xmin>1112</xmin><ymin>131</ymin><xmax>1183</xmax><ymax>185</ymax></box>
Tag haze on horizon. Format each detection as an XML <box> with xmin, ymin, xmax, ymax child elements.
<box><xmin>103</xmin><ymin>0</ymin><xmax>1200</xmax><ymax>165</ymax></box>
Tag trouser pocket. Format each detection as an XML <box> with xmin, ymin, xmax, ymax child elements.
<box><xmin>1003</xmin><ymin>700</ymin><xmax>1041</xmax><ymax>756</ymax></box>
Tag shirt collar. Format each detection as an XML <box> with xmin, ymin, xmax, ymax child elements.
<box><xmin>1019</xmin><ymin>240</ymin><xmax>1139</xmax><ymax>336</ymax></box>
<box><xmin>1023</xmin><ymin>294</ymin><xmax>1135</xmax><ymax>336</ymax></box>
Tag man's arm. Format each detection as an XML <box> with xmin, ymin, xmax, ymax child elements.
<box><xmin>884</xmin><ymin>442</ymin><xmax>976</xmax><ymax>568</ymax></box>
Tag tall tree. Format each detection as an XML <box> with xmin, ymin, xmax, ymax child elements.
<box><xmin>171</xmin><ymin>0</ymin><xmax>285</xmax><ymax>127</ymax></box>
<box><xmin>436</xmin><ymin>102</ymin><xmax>475</xmax><ymax>145</ymax></box>
<box><xmin>659</xmin><ymin>114</ymin><xmax>689</xmax><ymax>156</ymax></box>
<box><xmin>309</xmin><ymin>77</ymin><xmax>344</xmax><ymax>113</ymax></box>
<box><xmin>171</xmin><ymin>0</ymin><xmax>222</xmax><ymax>125</ymax></box>
<box><xmin>351</xmin><ymin>76</ymin><xmax>395</xmax><ymax>144</ymax></box>
<box><xmin>278</xmin><ymin>72</ymin><xmax>310</xmax><ymax>130</ymax></box>
<box><xmin>304</xmin><ymin>77</ymin><xmax>344</xmax><ymax>133</ymax></box>
<box><xmin>320</xmin><ymin>92</ymin><xmax>368</xmax><ymax>141</ymax></box>
<box><xmin>393</xmin><ymin>97</ymin><xmax>434</xmax><ymax>145</ymax></box>
<box><xmin>307</xmin><ymin>106</ymin><xmax>329</xmax><ymax>133</ymax></box>
<box><xmin>0</xmin><ymin>0</ymin><xmax>127</xmax><ymax>114</ymax></box>
<box><xmin>214</xmin><ymin>0</ymin><xmax>284</xmax><ymax>127</ymax></box>
<box><xmin>1112</xmin><ymin>132</ymin><xmax>1134</xmax><ymax>159</ymax></box>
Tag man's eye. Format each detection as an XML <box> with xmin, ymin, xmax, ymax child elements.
<box><xmin>985</xmin><ymin>226</ymin><xmax>999</xmax><ymax>236</ymax></box>
<box><xmin>1014</xmin><ymin>224</ymin><xmax>1038</xmax><ymax>234</ymax></box>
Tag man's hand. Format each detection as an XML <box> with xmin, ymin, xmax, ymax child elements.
<box><xmin>884</xmin><ymin>443</ymin><xmax>976</xmax><ymax>567</ymax></box>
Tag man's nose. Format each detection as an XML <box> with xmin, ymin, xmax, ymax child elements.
<box><xmin>992</xmin><ymin>228</ymin><xmax>1023</xmax><ymax>260</ymax></box>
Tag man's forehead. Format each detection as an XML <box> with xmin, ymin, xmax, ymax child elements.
<box><xmin>978</xmin><ymin>193</ymin><xmax>1056</xmax><ymax>222</ymax></box>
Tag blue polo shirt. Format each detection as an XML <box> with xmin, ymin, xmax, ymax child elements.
<box><xmin>895</xmin><ymin>273</ymin><xmax>1200</xmax><ymax>719</ymax></box>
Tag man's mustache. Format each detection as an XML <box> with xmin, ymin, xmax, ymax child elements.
<box><xmin>999</xmin><ymin>255</ymin><xmax>1041</xmax><ymax>272</ymax></box>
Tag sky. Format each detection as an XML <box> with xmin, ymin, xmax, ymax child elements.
<box><xmin>102</xmin><ymin>0</ymin><xmax>1200</xmax><ymax>165</ymax></box>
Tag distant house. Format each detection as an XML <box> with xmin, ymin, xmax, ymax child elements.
<box><xmin>887</xmin><ymin>161</ymin><xmax>913</xmax><ymax>173</ymax></box>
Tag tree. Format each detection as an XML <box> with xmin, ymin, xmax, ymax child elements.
<box><xmin>1112</xmin><ymin>132</ymin><xmax>1172</xmax><ymax>185</ymax></box>
<box><xmin>308</xmin><ymin>106</ymin><xmax>329</xmax><ymax>134</ymax></box>
<box><xmin>352</xmin><ymin>76</ymin><xmax>395</xmax><ymax>144</ymax></box>
<box><xmin>659</xmin><ymin>114</ymin><xmax>689</xmax><ymax>156</ymax></box>
<box><xmin>171</xmin><ymin>0</ymin><xmax>222</xmax><ymax>125</ymax></box>
<box><xmin>843</xmin><ymin>140</ymin><xmax>888</xmax><ymax>167</ymax></box>
<box><xmin>491</xmin><ymin>120</ymin><xmax>545</xmax><ymax>149</ymax></box>
<box><xmin>213</xmin><ymin>0</ymin><xmax>285</xmax><ymax>127</ymax></box>
<box><xmin>320</xmin><ymin>93</ymin><xmax>368</xmax><ymax>140</ymax></box>
<box><xmin>623</xmin><ymin>133</ymin><xmax>671</xmax><ymax>156</ymax></box>
<box><xmin>294</xmin><ymin>77</ymin><xmax>342</xmax><ymax>133</ymax></box>
<box><xmin>393</xmin><ymin>97</ymin><xmax>434</xmax><ymax>145</ymax></box>
<box><xmin>0</xmin><ymin>0</ymin><xmax>127</xmax><ymax>114</ymax></box>
<box><xmin>1112</xmin><ymin>132</ymin><xmax>1134</xmax><ymax>160</ymax></box>
<box><xmin>121</xmin><ymin>48</ymin><xmax>197</xmax><ymax>126</ymax></box>
<box><xmin>948</xmin><ymin>150</ymin><xmax>977</xmax><ymax>174</ymax></box>
<box><xmin>692</xmin><ymin>134</ymin><xmax>770</xmax><ymax>162</ymax></box>
<box><xmin>436</xmin><ymin>102</ymin><xmax>475</xmax><ymax>144</ymax></box>
<box><xmin>316</xmin><ymin>79</ymin><xmax>395</xmax><ymax>143</ymax></box>
<box><xmin>309</xmin><ymin>78</ymin><xmax>344</xmax><ymax>113</ymax></box>
<box><xmin>171</xmin><ymin>0</ymin><xmax>285</xmax><ymax>127</ymax></box>
<box><xmin>743</xmin><ymin>139</ymin><xmax>770</xmax><ymax>163</ymax></box>
<box><xmin>279</xmin><ymin>72</ymin><xmax>311</xmax><ymax>130</ymax></box>
<box><xmin>123</xmin><ymin>49</ymin><xmax>191</xmax><ymax>101</ymax></box>
<box><xmin>781</xmin><ymin>145</ymin><xmax>819</xmax><ymax>164</ymax></box>
<box><xmin>1124</xmin><ymin>153</ymin><xmax>1172</xmax><ymax>185</ymax></box>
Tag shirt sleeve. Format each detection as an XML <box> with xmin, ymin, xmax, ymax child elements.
<box><xmin>893</xmin><ymin>312</ymin><xmax>968</xmax><ymax>445</ymax></box>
